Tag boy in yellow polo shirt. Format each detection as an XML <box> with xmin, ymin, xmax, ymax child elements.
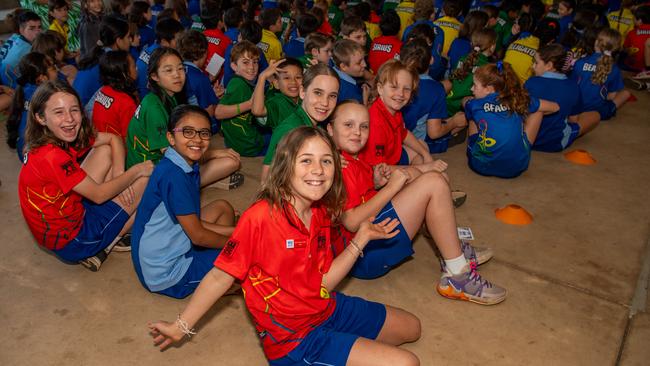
<box><xmin>259</xmin><ymin>8</ymin><xmax>284</xmax><ymax>62</ymax></box>
<box><xmin>434</xmin><ymin>0</ymin><xmax>462</xmax><ymax>57</ymax></box>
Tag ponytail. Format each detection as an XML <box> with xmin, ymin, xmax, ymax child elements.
<box><xmin>591</xmin><ymin>28</ymin><xmax>621</xmax><ymax>85</ymax></box>
<box><xmin>474</xmin><ymin>62</ymin><xmax>530</xmax><ymax>116</ymax></box>
<box><xmin>451</xmin><ymin>28</ymin><xmax>496</xmax><ymax>81</ymax></box>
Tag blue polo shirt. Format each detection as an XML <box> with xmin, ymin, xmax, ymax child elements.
<box><xmin>184</xmin><ymin>61</ymin><xmax>219</xmax><ymax>108</ymax></box>
<box><xmin>222</xmin><ymin>42</ymin><xmax>269</xmax><ymax>87</ymax></box>
<box><xmin>402</xmin><ymin>74</ymin><xmax>449</xmax><ymax>152</ymax></box>
<box><xmin>225</xmin><ymin>28</ymin><xmax>239</xmax><ymax>43</ymax></box>
<box><xmin>525</xmin><ymin>72</ymin><xmax>582</xmax><ymax>152</ymax></box>
<box><xmin>448</xmin><ymin>37</ymin><xmax>471</xmax><ymax>71</ymax></box>
<box><xmin>139</xmin><ymin>25</ymin><xmax>156</xmax><ymax>48</ymax></box>
<box><xmin>73</xmin><ymin>64</ymin><xmax>101</xmax><ymax>107</ymax></box>
<box><xmin>401</xmin><ymin>20</ymin><xmax>446</xmax><ymax>80</ymax></box>
<box><xmin>571</xmin><ymin>52</ymin><xmax>625</xmax><ymax>114</ymax></box>
<box><xmin>131</xmin><ymin>147</ymin><xmax>201</xmax><ymax>292</ymax></box>
<box><xmin>465</xmin><ymin>92</ymin><xmax>540</xmax><ymax>178</ymax></box>
<box><xmin>0</xmin><ymin>34</ymin><xmax>31</xmax><ymax>87</ymax></box>
<box><xmin>334</xmin><ymin>67</ymin><xmax>363</xmax><ymax>104</ymax></box>
<box><xmin>136</xmin><ymin>43</ymin><xmax>161</xmax><ymax>98</ymax></box>
<box><xmin>283</xmin><ymin>37</ymin><xmax>305</xmax><ymax>58</ymax></box>
<box><xmin>15</xmin><ymin>83</ymin><xmax>38</xmax><ymax>161</ymax></box>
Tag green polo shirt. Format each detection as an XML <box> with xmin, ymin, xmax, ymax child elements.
<box><xmin>264</xmin><ymin>93</ymin><xmax>300</xmax><ymax>130</ymax></box>
<box><xmin>263</xmin><ymin>106</ymin><xmax>313</xmax><ymax>165</ymax></box>
<box><xmin>328</xmin><ymin>5</ymin><xmax>343</xmax><ymax>33</ymax></box>
<box><xmin>446</xmin><ymin>53</ymin><xmax>489</xmax><ymax>115</ymax></box>
<box><xmin>221</xmin><ymin>75</ymin><xmax>265</xmax><ymax>157</ymax></box>
<box><xmin>494</xmin><ymin>11</ymin><xmax>514</xmax><ymax>52</ymax></box>
<box><xmin>126</xmin><ymin>93</ymin><xmax>177</xmax><ymax>169</ymax></box>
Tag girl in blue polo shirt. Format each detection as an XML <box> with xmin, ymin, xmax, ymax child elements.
<box><xmin>525</xmin><ymin>43</ymin><xmax>601</xmax><ymax>152</ymax></box>
<box><xmin>465</xmin><ymin>62</ymin><xmax>559</xmax><ymax>178</ymax></box>
<box><xmin>132</xmin><ymin>105</ymin><xmax>236</xmax><ymax>299</ymax></box>
<box><xmin>5</xmin><ymin>52</ymin><xmax>58</xmax><ymax>161</ymax></box>
<box><xmin>571</xmin><ymin>27</ymin><xmax>631</xmax><ymax>121</ymax></box>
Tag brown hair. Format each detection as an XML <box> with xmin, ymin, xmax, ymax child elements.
<box><xmin>32</xmin><ymin>30</ymin><xmax>65</xmax><ymax>63</ymax></box>
<box><xmin>258</xmin><ymin>126</ymin><xmax>345</xmax><ymax>221</ymax></box>
<box><xmin>451</xmin><ymin>28</ymin><xmax>496</xmax><ymax>81</ymax></box>
<box><xmin>536</xmin><ymin>43</ymin><xmax>569</xmax><ymax>74</ymax></box>
<box><xmin>231</xmin><ymin>40</ymin><xmax>261</xmax><ymax>63</ymax></box>
<box><xmin>332</xmin><ymin>39</ymin><xmax>364</xmax><ymax>68</ymax></box>
<box><xmin>473</xmin><ymin>62</ymin><xmax>530</xmax><ymax>116</ymax></box>
<box><xmin>414</xmin><ymin>0</ymin><xmax>434</xmax><ymax>20</ymax></box>
<box><xmin>400</xmin><ymin>38</ymin><xmax>431</xmax><ymax>75</ymax></box>
<box><xmin>592</xmin><ymin>28</ymin><xmax>621</xmax><ymax>85</ymax></box>
<box><xmin>339</xmin><ymin>16</ymin><xmax>365</xmax><ymax>36</ymax></box>
<box><xmin>177</xmin><ymin>29</ymin><xmax>208</xmax><ymax>62</ymax></box>
<box><xmin>374</xmin><ymin>59</ymin><xmax>419</xmax><ymax>101</ymax></box>
<box><xmin>25</xmin><ymin>80</ymin><xmax>96</xmax><ymax>152</ymax></box>
<box><xmin>305</xmin><ymin>32</ymin><xmax>333</xmax><ymax>52</ymax></box>
<box><xmin>302</xmin><ymin>63</ymin><xmax>339</xmax><ymax>90</ymax></box>
<box><xmin>458</xmin><ymin>10</ymin><xmax>489</xmax><ymax>39</ymax></box>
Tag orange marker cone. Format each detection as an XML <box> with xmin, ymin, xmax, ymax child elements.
<box><xmin>495</xmin><ymin>204</ymin><xmax>533</xmax><ymax>225</ymax></box>
<box><xmin>564</xmin><ymin>149</ymin><xmax>596</xmax><ymax>165</ymax></box>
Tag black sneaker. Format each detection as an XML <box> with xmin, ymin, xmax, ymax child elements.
<box><xmin>213</xmin><ymin>171</ymin><xmax>245</xmax><ymax>190</ymax></box>
<box><xmin>112</xmin><ymin>233</ymin><xmax>132</xmax><ymax>252</ymax></box>
<box><xmin>452</xmin><ymin>190</ymin><xmax>467</xmax><ymax>208</ymax></box>
<box><xmin>79</xmin><ymin>250</ymin><xmax>108</xmax><ymax>272</ymax></box>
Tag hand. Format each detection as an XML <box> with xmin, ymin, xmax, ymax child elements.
<box><xmin>0</xmin><ymin>85</ymin><xmax>14</xmax><ymax>96</ymax></box>
<box><xmin>148</xmin><ymin>320</ymin><xmax>185</xmax><ymax>351</ymax></box>
<box><xmin>421</xmin><ymin>152</ymin><xmax>434</xmax><ymax>163</ymax></box>
<box><xmin>118</xmin><ymin>185</ymin><xmax>135</xmax><ymax>207</ymax></box>
<box><xmin>511</xmin><ymin>23</ymin><xmax>521</xmax><ymax>36</ymax></box>
<box><xmin>356</xmin><ymin>216</ymin><xmax>401</xmax><ymax>246</ymax></box>
<box><xmin>431</xmin><ymin>159</ymin><xmax>448</xmax><ymax>173</ymax></box>
<box><xmin>260</xmin><ymin>58</ymin><xmax>286</xmax><ymax>80</ymax></box>
<box><xmin>372</xmin><ymin>163</ymin><xmax>390</xmax><ymax>188</ymax></box>
<box><xmin>451</xmin><ymin>112</ymin><xmax>468</xmax><ymax>128</ymax></box>
<box><xmin>136</xmin><ymin>160</ymin><xmax>154</xmax><ymax>177</ymax></box>
<box><xmin>213</xmin><ymin>82</ymin><xmax>225</xmax><ymax>98</ymax></box>
<box><xmin>387</xmin><ymin>168</ymin><xmax>409</xmax><ymax>189</ymax></box>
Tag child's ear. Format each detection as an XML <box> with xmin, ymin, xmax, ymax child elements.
<box><xmin>310</xmin><ymin>48</ymin><xmax>319</xmax><ymax>58</ymax></box>
<box><xmin>166</xmin><ymin>131</ymin><xmax>175</xmax><ymax>146</ymax></box>
<box><xmin>299</xmin><ymin>84</ymin><xmax>306</xmax><ymax>100</ymax></box>
<box><xmin>34</xmin><ymin>113</ymin><xmax>46</xmax><ymax>126</ymax></box>
<box><xmin>326</xmin><ymin>122</ymin><xmax>334</xmax><ymax>136</ymax></box>
<box><xmin>230</xmin><ymin>61</ymin><xmax>238</xmax><ymax>72</ymax></box>
<box><xmin>271</xmin><ymin>76</ymin><xmax>280</xmax><ymax>90</ymax></box>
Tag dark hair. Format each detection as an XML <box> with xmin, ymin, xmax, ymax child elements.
<box><xmin>157</xmin><ymin>8</ymin><xmax>178</xmax><ymax>22</ymax></box>
<box><xmin>339</xmin><ymin>16</ymin><xmax>365</xmax><ymax>36</ymax></box>
<box><xmin>239</xmin><ymin>20</ymin><xmax>263</xmax><ymax>44</ymax></box>
<box><xmin>526</xmin><ymin>0</ymin><xmax>546</xmax><ymax>22</ymax></box>
<box><xmin>155</xmin><ymin>17</ymin><xmax>184</xmax><ymax>42</ymax></box>
<box><xmin>148</xmin><ymin>47</ymin><xmax>187</xmax><ymax>113</ymax></box>
<box><xmin>634</xmin><ymin>5</ymin><xmax>650</xmax><ymax>24</ymax></box>
<box><xmin>224</xmin><ymin>7</ymin><xmax>244</xmax><ymax>28</ymax></box>
<box><xmin>458</xmin><ymin>10</ymin><xmax>488</xmax><ymax>39</ymax></box>
<box><xmin>379</xmin><ymin>10</ymin><xmax>400</xmax><ymax>36</ymax></box>
<box><xmin>451</xmin><ymin>28</ymin><xmax>496</xmax><ymax>80</ymax></box>
<box><xmin>357</xmin><ymin>2</ymin><xmax>371</xmax><ymax>21</ymax></box>
<box><xmin>79</xmin><ymin>15</ymin><xmax>130</xmax><ymax>70</ymax></box>
<box><xmin>406</xmin><ymin>23</ymin><xmax>436</xmax><ymax>45</ymax></box>
<box><xmin>534</xmin><ymin>18</ymin><xmax>560</xmax><ymax>46</ymax></box>
<box><xmin>129</xmin><ymin>1</ymin><xmax>151</xmax><ymax>27</ymax></box>
<box><xmin>31</xmin><ymin>30</ymin><xmax>65</xmax><ymax>62</ymax></box>
<box><xmin>515</xmin><ymin>13</ymin><xmax>535</xmax><ymax>35</ymax></box>
<box><xmin>277</xmin><ymin>57</ymin><xmax>304</xmax><ymax>72</ymax></box>
<box><xmin>25</xmin><ymin>80</ymin><xmax>95</xmax><ymax>152</ymax></box>
<box><xmin>305</xmin><ymin>32</ymin><xmax>333</xmax><ymax>52</ymax></box>
<box><xmin>482</xmin><ymin>5</ymin><xmax>498</xmax><ymax>19</ymax></box>
<box><xmin>6</xmin><ymin>53</ymin><xmax>54</xmax><ymax>150</ymax></box>
<box><xmin>559</xmin><ymin>0</ymin><xmax>576</xmax><ymax>11</ymax></box>
<box><xmin>49</xmin><ymin>0</ymin><xmax>69</xmax><ymax>13</ymax></box>
<box><xmin>560</xmin><ymin>9</ymin><xmax>598</xmax><ymax>49</ymax></box>
<box><xmin>110</xmin><ymin>0</ymin><xmax>131</xmax><ymax>15</ymax></box>
<box><xmin>302</xmin><ymin>63</ymin><xmax>339</xmax><ymax>90</ymax></box>
<box><xmin>442</xmin><ymin>0</ymin><xmax>462</xmax><ymax>18</ymax></box>
<box><xmin>167</xmin><ymin>104</ymin><xmax>210</xmax><ymax>131</ymax></box>
<box><xmin>18</xmin><ymin>10</ymin><xmax>41</xmax><ymax>29</ymax></box>
<box><xmin>297</xmin><ymin>13</ymin><xmax>320</xmax><ymax>37</ymax></box>
<box><xmin>537</xmin><ymin>43</ymin><xmax>570</xmax><ymax>74</ymax></box>
<box><xmin>99</xmin><ymin>50</ymin><xmax>138</xmax><ymax>102</ymax></box>
<box><xmin>177</xmin><ymin>29</ymin><xmax>208</xmax><ymax>62</ymax></box>
<box><xmin>414</xmin><ymin>0</ymin><xmax>435</xmax><ymax>20</ymax></box>
<box><xmin>258</xmin><ymin>126</ymin><xmax>345</xmax><ymax>221</ymax></box>
<box><xmin>200</xmin><ymin>3</ymin><xmax>223</xmax><ymax>29</ymax></box>
<box><xmin>167</xmin><ymin>0</ymin><xmax>189</xmax><ymax>19</ymax></box>
<box><xmin>260</xmin><ymin>8</ymin><xmax>282</xmax><ymax>29</ymax></box>
<box><xmin>400</xmin><ymin>38</ymin><xmax>432</xmax><ymax>74</ymax></box>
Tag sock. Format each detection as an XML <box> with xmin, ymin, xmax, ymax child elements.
<box><xmin>444</xmin><ymin>254</ymin><xmax>468</xmax><ymax>275</ymax></box>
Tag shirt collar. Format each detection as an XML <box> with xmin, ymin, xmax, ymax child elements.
<box><xmin>519</xmin><ymin>32</ymin><xmax>532</xmax><ymax>38</ymax></box>
<box><xmin>333</xmin><ymin>67</ymin><xmax>357</xmax><ymax>85</ymax></box>
<box><xmin>374</xmin><ymin>97</ymin><xmax>402</xmax><ymax>127</ymax></box>
<box><xmin>419</xmin><ymin>73</ymin><xmax>433</xmax><ymax>80</ymax></box>
<box><xmin>541</xmin><ymin>71</ymin><xmax>567</xmax><ymax>80</ymax></box>
<box><xmin>165</xmin><ymin>147</ymin><xmax>198</xmax><ymax>174</ymax></box>
<box><xmin>183</xmin><ymin>60</ymin><xmax>201</xmax><ymax>70</ymax></box>
<box><xmin>295</xmin><ymin>106</ymin><xmax>314</xmax><ymax>126</ymax></box>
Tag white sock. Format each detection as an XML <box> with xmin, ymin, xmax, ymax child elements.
<box><xmin>444</xmin><ymin>254</ymin><xmax>468</xmax><ymax>275</ymax></box>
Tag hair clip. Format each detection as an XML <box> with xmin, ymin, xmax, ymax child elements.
<box><xmin>496</xmin><ymin>60</ymin><xmax>503</xmax><ymax>74</ymax></box>
<box><xmin>603</xmin><ymin>50</ymin><xmax>612</xmax><ymax>57</ymax></box>
<box><xmin>473</xmin><ymin>46</ymin><xmax>481</xmax><ymax>52</ymax></box>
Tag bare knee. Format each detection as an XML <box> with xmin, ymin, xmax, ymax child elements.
<box><xmin>418</xmin><ymin>171</ymin><xmax>450</xmax><ymax>192</ymax></box>
<box><xmin>395</xmin><ymin>349</ymin><xmax>420</xmax><ymax>366</ymax></box>
<box><xmin>404</xmin><ymin>313</ymin><xmax>422</xmax><ymax>343</ymax></box>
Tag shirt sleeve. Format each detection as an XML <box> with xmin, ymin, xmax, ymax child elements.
<box><xmin>196</xmin><ymin>74</ymin><xmax>219</xmax><ymax>108</ymax></box>
<box><xmin>160</xmin><ymin>167</ymin><xmax>197</xmax><ymax>219</ymax></box>
<box><xmin>214</xmin><ymin>207</ymin><xmax>259</xmax><ymax>281</ymax></box>
<box><xmin>220</xmin><ymin>78</ymin><xmax>249</xmax><ymax>105</ymax></box>
<box><xmin>607</xmin><ymin>65</ymin><xmax>625</xmax><ymax>92</ymax></box>
<box><xmin>464</xmin><ymin>99</ymin><xmax>476</xmax><ymax>122</ymax></box>
<box><xmin>144</xmin><ymin>98</ymin><xmax>171</xmax><ymax>151</ymax></box>
<box><xmin>263</xmin><ymin>122</ymin><xmax>292</xmax><ymax>165</ymax></box>
<box><xmin>528</xmin><ymin>96</ymin><xmax>541</xmax><ymax>114</ymax></box>
<box><xmin>428</xmin><ymin>83</ymin><xmax>448</xmax><ymax>119</ymax></box>
<box><xmin>44</xmin><ymin>148</ymin><xmax>88</xmax><ymax>194</ymax></box>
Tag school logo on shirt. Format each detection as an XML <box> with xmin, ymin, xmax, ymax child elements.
<box><xmin>139</xmin><ymin>49</ymin><xmax>151</xmax><ymax>64</ymax></box>
<box><xmin>223</xmin><ymin>239</ymin><xmax>238</xmax><ymax>256</ymax></box>
<box><xmin>371</xmin><ymin>43</ymin><xmax>393</xmax><ymax>53</ymax></box>
<box><xmin>257</xmin><ymin>42</ymin><xmax>270</xmax><ymax>53</ymax></box>
<box><xmin>94</xmin><ymin>90</ymin><xmax>114</xmax><ymax>109</ymax></box>
<box><xmin>286</xmin><ymin>239</ymin><xmax>294</xmax><ymax>249</ymax></box>
<box><xmin>509</xmin><ymin>43</ymin><xmax>536</xmax><ymax>57</ymax></box>
<box><xmin>375</xmin><ymin>144</ymin><xmax>385</xmax><ymax>157</ymax></box>
<box><xmin>286</xmin><ymin>239</ymin><xmax>306</xmax><ymax>249</ymax></box>
<box><xmin>582</xmin><ymin>63</ymin><xmax>596</xmax><ymax>72</ymax></box>
<box><xmin>206</xmin><ymin>36</ymin><xmax>221</xmax><ymax>46</ymax></box>
<box><xmin>60</xmin><ymin>160</ymin><xmax>79</xmax><ymax>176</ymax></box>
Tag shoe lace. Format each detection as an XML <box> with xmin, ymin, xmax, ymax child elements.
<box><xmin>468</xmin><ymin>267</ymin><xmax>492</xmax><ymax>288</ymax></box>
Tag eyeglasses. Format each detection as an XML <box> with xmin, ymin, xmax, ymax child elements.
<box><xmin>172</xmin><ymin>127</ymin><xmax>212</xmax><ymax>140</ymax></box>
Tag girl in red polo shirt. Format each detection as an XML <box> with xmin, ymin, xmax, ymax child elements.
<box><xmin>18</xmin><ymin>80</ymin><xmax>153</xmax><ymax>271</ymax></box>
<box><xmin>328</xmin><ymin>101</ymin><xmax>507</xmax><ymax>305</ymax></box>
<box><xmin>149</xmin><ymin>126</ymin><xmax>423</xmax><ymax>365</ymax></box>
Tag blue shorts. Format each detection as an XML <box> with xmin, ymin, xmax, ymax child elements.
<box><xmin>349</xmin><ymin>202</ymin><xmax>414</xmax><ymax>279</ymax></box>
<box><xmin>425</xmin><ymin>133</ymin><xmax>451</xmax><ymax>154</ymax></box>
<box><xmin>533</xmin><ymin>121</ymin><xmax>580</xmax><ymax>152</ymax></box>
<box><xmin>397</xmin><ymin>148</ymin><xmax>410</xmax><ymax>165</ymax></box>
<box><xmin>269</xmin><ymin>292</ymin><xmax>386</xmax><ymax>366</ymax></box>
<box><xmin>155</xmin><ymin>246</ymin><xmax>221</xmax><ymax>299</ymax></box>
<box><xmin>596</xmin><ymin>100</ymin><xmax>617</xmax><ymax>121</ymax></box>
<box><xmin>53</xmin><ymin>200</ymin><xmax>129</xmax><ymax>262</ymax></box>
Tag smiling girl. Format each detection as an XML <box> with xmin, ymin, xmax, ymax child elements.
<box><xmin>260</xmin><ymin>63</ymin><xmax>340</xmax><ymax>182</ymax></box>
<box><xmin>18</xmin><ymin>80</ymin><xmax>153</xmax><ymax>271</ymax></box>
<box><xmin>148</xmin><ymin>126</ymin><xmax>422</xmax><ymax>366</ymax></box>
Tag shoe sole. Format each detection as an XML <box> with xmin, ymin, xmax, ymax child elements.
<box><xmin>111</xmin><ymin>245</ymin><xmax>131</xmax><ymax>252</ymax></box>
<box><xmin>79</xmin><ymin>257</ymin><xmax>102</xmax><ymax>272</ymax></box>
<box><xmin>212</xmin><ymin>173</ymin><xmax>245</xmax><ymax>190</ymax></box>
<box><xmin>436</xmin><ymin>284</ymin><xmax>507</xmax><ymax>305</ymax></box>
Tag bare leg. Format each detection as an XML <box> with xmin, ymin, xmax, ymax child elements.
<box><xmin>111</xmin><ymin>176</ymin><xmax>149</xmax><ymax>235</ymax></box>
<box><xmin>524</xmin><ymin>111</ymin><xmax>544</xmax><ymax>145</ymax></box>
<box><xmin>609</xmin><ymin>90</ymin><xmax>632</xmax><ymax>109</ymax></box>
<box><xmin>0</xmin><ymin>93</ymin><xmax>12</xmax><ymax>112</ymax></box>
<box><xmin>200</xmin><ymin>154</ymin><xmax>240</xmax><ymax>187</ymax></box>
<box><xmin>574</xmin><ymin>111</ymin><xmax>600</xmax><ymax>136</ymax></box>
<box><xmin>201</xmin><ymin>199</ymin><xmax>235</xmax><ymax>226</ymax></box>
<box><xmin>392</xmin><ymin>172</ymin><xmax>462</xmax><ymax>260</ymax></box>
<box><xmin>81</xmin><ymin>145</ymin><xmax>113</xmax><ymax>182</ymax></box>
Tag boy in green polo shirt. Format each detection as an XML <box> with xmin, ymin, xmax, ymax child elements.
<box><xmin>215</xmin><ymin>41</ymin><xmax>266</xmax><ymax>157</ymax></box>
<box><xmin>298</xmin><ymin>32</ymin><xmax>334</xmax><ymax>69</ymax></box>
<box><xmin>251</xmin><ymin>58</ymin><xmax>304</xmax><ymax>130</ymax></box>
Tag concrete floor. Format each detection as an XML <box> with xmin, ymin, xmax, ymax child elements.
<box><xmin>0</xmin><ymin>90</ymin><xmax>648</xmax><ymax>365</ymax></box>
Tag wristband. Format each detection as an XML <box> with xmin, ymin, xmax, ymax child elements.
<box><xmin>176</xmin><ymin>315</ymin><xmax>197</xmax><ymax>338</ymax></box>
<box><xmin>236</xmin><ymin>103</ymin><xmax>241</xmax><ymax>114</ymax></box>
<box><xmin>348</xmin><ymin>239</ymin><xmax>364</xmax><ymax>258</ymax></box>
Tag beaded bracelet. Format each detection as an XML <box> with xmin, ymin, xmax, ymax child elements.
<box><xmin>348</xmin><ymin>239</ymin><xmax>364</xmax><ymax>258</ymax></box>
<box><xmin>176</xmin><ymin>315</ymin><xmax>197</xmax><ymax>338</ymax></box>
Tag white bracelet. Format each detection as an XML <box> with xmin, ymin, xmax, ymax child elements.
<box><xmin>176</xmin><ymin>315</ymin><xmax>197</xmax><ymax>338</ymax></box>
<box><xmin>348</xmin><ymin>239</ymin><xmax>364</xmax><ymax>258</ymax></box>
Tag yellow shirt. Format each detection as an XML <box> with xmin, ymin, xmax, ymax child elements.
<box><xmin>504</xmin><ymin>34</ymin><xmax>540</xmax><ymax>84</ymax></box>
<box><xmin>395</xmin><ymin>1</ymin><xmax>415</xmax><ymax>40</ymax></box>
<box><xmin>49</xmin><ymin>19</ymin><xmax>70</xmax><ymax>51</ymax></box>
<box><xmin>259</xmin><ymin>29</ymin><xmax>283</xmax><ymax>62</ymax></box>
<box><xmin>434</xmin><ymin>16</ymin><xmax>461</xmax><ymax>57</ymax></box>
<box><xmin>607</xmin><ymin>8</ymin><xmax>635</xmax><ymax>45</ymax></box>
<box><xmin>365</xmin><ymin>21</ymin><xmax>381</xmax><ymax>41</ymax></box>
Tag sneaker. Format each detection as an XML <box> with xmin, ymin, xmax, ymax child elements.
<box><xmin>460</xmin><ymin>241</ymin><xmax>493</xmax><ymax>267</ymax></box>
<box><xmin>78</xmin><ymin>250</ymin><xmax>108</xmax><ymax>272</ymax></box>
<box><xmin>452</xmin><ymin>190</ymin><xmax>467</xmax><ymax>208</ymax></box>
<box><xmin>447</xmin><ymin>126</ymin><xmax>468</xmax><ymax>148</ymax></box>
<box><xmin>111</xmin><ymin>233</ymin><xmax>131</xmax><ymax>252</ymax></box>
<box><xmin>437</xmin><ymin>265</ymin><xmax>507</xmax><ymax>305</ymax></box>
<box><xmin>213</xmin><ymin>171</ymin><xmax>244</xmax><ymax>190</ymax></box>
<box><xmin>632</xmin><ymin>70</ymin><xmax>650</xmax><ymax>80</ymax></box>
<box><xmin>624</xmin><ymin>77</ymin><xmax>649</xmax><ymax>90</ymax></box>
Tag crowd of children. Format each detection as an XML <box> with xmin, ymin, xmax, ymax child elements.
<box><xmin>2</xmin><ymin>0</ymin><xmax>649</xmax><ymax>365</ymax></box>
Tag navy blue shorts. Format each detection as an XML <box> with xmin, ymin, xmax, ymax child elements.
<box><xmin>596</xmin><ymin>100</ymin><xmax>617</xmax><ymax>121</ymax></box>
<box><xmin>156</xmin><ymin>246</ymin><xmax>221</xmax><ymax>299</ymax></box>
<box><xmin>53</xmin><ymin>200</ymin><xmax>129</xmax><ymax>262</ymax></box>
<box><xmin>349</xmin><ymin>202</ymin><xmax>414</xmax><ymax>279</ymax></box>
<box><xmin>397</xmin><ymin>148</ymin><xmax>410</xmax><ymax>165</ymax></box>
<box><xmin>425</xmin><ymin>133</ymin><xmax>451</xmax><ymax>154</ymax></box>
<box><xmin>269</xmin><ymin>292</ymin><xmax>386</xmax><ymax>366</ymax></box>
<box><xmin>533</xmin><ymin>121</ymin><xmax>580</xmax><ymax>152</ymax></box>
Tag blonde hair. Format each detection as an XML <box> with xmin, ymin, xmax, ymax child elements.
<box><xmin>374</xmin><ymin>59</ymin><xmax>419</xmax><ymax>101</ymax></box>
<box><xmin>591</xmin><ymin>28</ymin><xmax>621</xmax><ymax>85</ymax></box>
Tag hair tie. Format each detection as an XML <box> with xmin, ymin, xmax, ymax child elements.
<box><xmin>97</xmin><ymin>40</ymin><xmax>104</xmax><ymax>47</ymax></box>
<box><xmin>473</xmin><ymin>46</ymin><xmax>481</xmax><ymax>52</ymax></box>
<box><xmin>496</xmin><ymin>60</ymin><xmax>503</xmax><ymax>74</ymax></box>
<box><xmin>549</xmin><ymin>22</ymin><xmax>557</xmax><ymax>28</ymax></box>
<box><xmin>603</xmin><ymin>50</ymin><xmax>612</xmax><ymax>57</ymax></box>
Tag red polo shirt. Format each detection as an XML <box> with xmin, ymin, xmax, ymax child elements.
<box><xmin>358</xmin><ymin>97</ymin><xmax>408</xmax><ymax>166</ymax></box>
<box><xmin>204</xmin><ymin>27</ymin><xmax>232</xmax><ymax>73</ymax></box>
<box><xmin>215</xmin><ymin>199</ymin><xmax>337</xmax><ymax>360</ymax></box>
<box><xmin>92</xmin><ymin>86</ymin><xmax>137</xmax><ymax>140</ymax></box>
<box><xmin>623</xmin><ymin>24</ymin><xmax>650</xmax><ymax>71</ymax></box>
<box><xmin>368</xmin><ymin>35</ymin><xmax>402</xmax><ymax>73</ymax></box>
<box><xmin>18</xmin><ymin>143</ymin><xmax>91</xmax><ymax>250</ymax></box>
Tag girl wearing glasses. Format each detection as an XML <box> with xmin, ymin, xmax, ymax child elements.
<box><xmin>131</xmin><ymin>104</ymin><xmax>236</xmax><ymax>298</ymax></box>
